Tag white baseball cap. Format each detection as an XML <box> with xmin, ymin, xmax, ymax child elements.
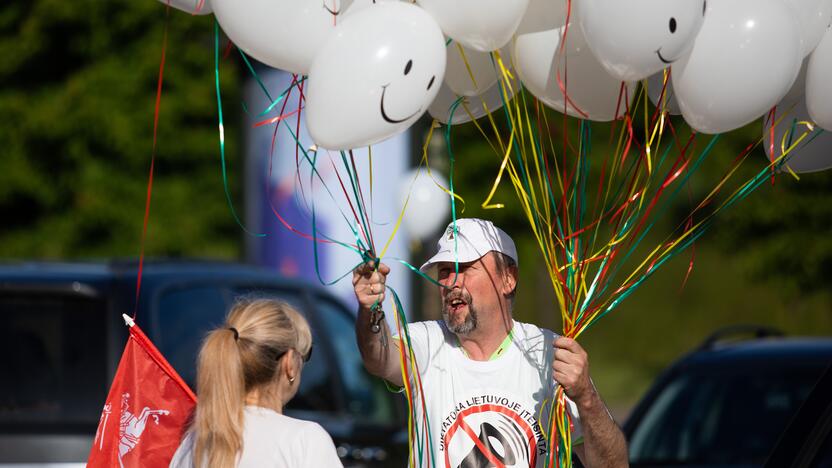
<box><xmin>419</xmin><ymin>218</ymin><xmax>518</xmax><ymax>272</ymax></box>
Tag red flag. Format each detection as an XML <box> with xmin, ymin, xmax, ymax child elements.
<box><xmin>87</xmin><ymin>315</ymin><xmax>197</xmax><ymax>468</ymax></box>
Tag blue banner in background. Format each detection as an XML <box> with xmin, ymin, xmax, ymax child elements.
<box><xmin>244</xmin><ymin>68</ymin><xmax>412</xmax><ymax>323</ymax></box>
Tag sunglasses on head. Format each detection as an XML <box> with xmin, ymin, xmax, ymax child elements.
<box><xmin>276</xmin><ymin>344</ymin><xmax>313</xmax><ymax>363</ymax></box>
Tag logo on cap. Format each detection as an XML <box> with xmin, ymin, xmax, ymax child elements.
<box><xmin>445</xmin><ymin>224</ymin><xmax>457</xmax><ymax>240</ymax></box>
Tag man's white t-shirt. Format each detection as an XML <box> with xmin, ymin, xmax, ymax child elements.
<box><xmin>169</xmin><ymin>406</ymin><xmax>343</xmax><ymax>468</ymax></box>
<box><xmin>401</xmin><ymin>320</ymin><xmax>583</xmax><ymax>468</ymax></box>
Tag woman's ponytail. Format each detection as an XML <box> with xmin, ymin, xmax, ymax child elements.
<box><xmin>193</xmin><ymin>327</ymin><xmax>245</xmax><ymax>468</ymax></box>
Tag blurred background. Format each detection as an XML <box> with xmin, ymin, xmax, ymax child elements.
<box><xmin>2</xmin><ymin>0</ymin><xmax>831</xmax><ymax>422</ymax></box>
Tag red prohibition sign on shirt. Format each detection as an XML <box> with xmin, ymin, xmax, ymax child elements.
<box><xmin>443</xmin><ymin>403</ymin><xmax>539</xmax><ymax>468</ymax></box>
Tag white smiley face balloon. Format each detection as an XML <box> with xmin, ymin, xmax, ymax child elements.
<box><xmin>416</xmin><ymin>0</ymin><xmax>530</xmax><ymax>52</ymax></box>
<box><xmin>444</xmin><ymin>42</ymin><xmax>512</xmax><ymax>97</ymax></box>
<box><xmin>306</xmin><ymin>2</ymin><xmax>446</xmax><ymax>150</ymax></box>
<box><xmin>672</xmin><ymin>0</ymin><xmax>802</xmax><ymax>134</ymax></box>
<box><xmin>763</xmin><ymin>68</ymin><xmax>832</xmax><ymax>174</ymax></box>
<box><xmin>212</xmin><ymin>0</ymin><xmax>346</xmax><ymax>75</ymax></box>
<box><xmin>807</xmin><ymin>25</ymin><xmax>832</xmax><ymax>131</ymax></box>
<box><xmin>514</xmin><ymin>25</ymin><xmax>636</xmax><ymax>121</ymax></box>
<box><xmin>429</xmin><ymin>74</ymin><xmax>519</xmax><ymax>125</ymax></box>
<box><xmin>784</xmin><ymin>0</ymin><xmax>832</xmax><ymax>57</ymax></box>
<box><xmin>515</xmin><ymin>0</ymin><xmax>568</xmax><ymax>36</ymax></box>
<box><xmin>577</xmin><ymin>0</ymin><xmax>706</xmax><ymax>81</ymax></box>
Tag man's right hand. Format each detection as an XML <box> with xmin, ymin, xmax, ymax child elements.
<box><xmin>352</xmin><ymin>261</ymin><xmax>390</xmax><ymax>311</ymax></box>
<box><xmin>352</xmin><ymin>261</ymin><xmax>401</xmax><ymax>386</ymax></box>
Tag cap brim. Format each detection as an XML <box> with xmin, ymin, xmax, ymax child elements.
<box><xmin>418</xmin><ymin>249</ymin><xmax>485</xmax><ymax>273</ymax></box>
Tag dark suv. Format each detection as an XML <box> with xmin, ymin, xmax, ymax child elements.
<box><xmin>0</xmin><ymin>260</ymin><xmax>407</xmax><ymax>467</ymax></box>
<box><xmin>624</xmin><ymin>325</ymin><xmax>832</xmax><ymax>467</ymax></box>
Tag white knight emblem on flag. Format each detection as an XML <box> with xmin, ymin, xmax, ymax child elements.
<box><xmin>116</xmin><ymin>392</ymin><xmax>170</xmax><ymax>467</ymax></box>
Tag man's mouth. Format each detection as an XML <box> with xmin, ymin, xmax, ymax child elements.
<box><xmin>380</xmin><ymin>85</ymin><xmax>421</xmax><ymax>124</ymax></box>
<box><xmin>449</xmin><ymin>298</ymin><xmax>467</xmax><ymax>312</ymax></box>
<box><xmin>445</xmin><ymin>293</ymin><xmax>469</xmax><ymax>313</ymax></box>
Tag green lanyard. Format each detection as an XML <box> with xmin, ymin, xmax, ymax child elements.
<box><xmin>459</xmin><ymin>329</ymin><xmax>514</xmax><ymax>361</ymax></box>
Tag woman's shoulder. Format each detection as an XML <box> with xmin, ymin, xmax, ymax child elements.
<box><xmin>244</xmin><ymin>407</ymin><xmax>331</xmax><ymax>439</ymax></box>
<box><xmin>241</xmin><ymin>408</ymin><xmax>342</xmax><ymax>466</ymax></box>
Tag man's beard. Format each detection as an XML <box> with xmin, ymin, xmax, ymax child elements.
<box><xmin>442</xmin><ymin>290</ymin><xmax>478</xmax><ymax>335</ymax></box>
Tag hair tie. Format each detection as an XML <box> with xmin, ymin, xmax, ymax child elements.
<box><xmin>228</xmin><ymin>327</ymin><xmax>239</xmax><ymax>341</ymax></box>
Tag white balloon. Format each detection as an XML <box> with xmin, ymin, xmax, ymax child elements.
<box><xmin>673</xmin><ymin>0</ymin><xmax>802</xmax><ymax>134</ymax></box>
<box><xmin>646</xmin><ymin>71</ymin><xmax>682</xmax><ymax>115</ymax></box>
<box><xmin>306</xmin><ymin>2</ymin><xmax>446</xmax><ymax>150</ymax></box>
<box><xmin>399</xmin><ymin>169</ymin><xmax>451</xmax><ymax>241</ymax></box>
<box><xmin>514</xmin><ymin>25</ymin><xmax>635</xmax><ymax>121</ymax></box>
<box><xmin>516</xmin><ymin>0</ymin><xmax>568</xmax><ymax>35</ymax></box>
<box><xmin>577</xmin><ymin>0</ymin><xmax>706</xmax><ymax>81</ymax></box>
<box><xmin>158</xmin><ymin>0</ymin><xmax>212</xmax><ymax>14</ymax></box>
<box><xmin>764</xmin><ymin>97</ymin><xmax>832</xmax><ymax>174</ymax></box>
<box><xmin>212</xmin><ymin>0</ymin><xmax>344</xmax><ymax>75</ymax></box>
<box><xmin>429</xmin><ymin>75</ymin><xmax>519</xmax><ymax>125</ymax></box>
<box><xmin>784</xmin><ymin>0</ymin><xmax>832</xmax><ymax>57</ymax></box>
<box><xmin>416</xmin><ymin>0</ymin><xmax>530</xmax><ymax>52</ymax></box>
<box><xmin>807</xmin><ymin>26</ymin><xmax>832</xmax><ymax>131</ymax></box>
<box><xmin>342</xmin><ymin>0</ymin><xmax>401</xmax><ymax>17</ymax></box>
<box><xmin>445</xmin><ymin>43</ymin><xmax>512</xmax><ymax>97</ymax></box>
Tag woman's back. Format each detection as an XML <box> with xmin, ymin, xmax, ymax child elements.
<box><xmin>170</xmin><ymin>406</ymin><xmax>342</xmax><ymax>468</ymax></box>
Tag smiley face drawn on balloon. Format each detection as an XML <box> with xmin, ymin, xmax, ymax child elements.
<box><xmin>655</xmin><ymin>2</ymin><xmax>707</xmax><ymax>64</ymax></box>
<box><xmin>380</xmin><ymin>59</ymin><xmax>437</xmax><ymax>124</ymax></box>
<box><xmin>323</xmin><ymin>1</ymin><xmax>341</xmax><ymax>15</ymax></box>
<box><xmin>576</xmin><ymin>0</ymin><xmax>707</xmax><ymax>81</ymax></box>
<box><xmin>212</xmin><ymin>0</ymin><xmax>347</xmax><ymax>75</ymax></box>
<box><xmin>306</xmin><ymin>2</ymin><xmax>446</xmax><ymax>150</ymax></box>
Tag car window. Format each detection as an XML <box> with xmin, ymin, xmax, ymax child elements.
<box><xmin>155</xmin><ymin>285</ymin><xmax>230</xmax><ymax>388</ymax></box>
<box><xmin>0</xmin><ymin>292</ymin><xmax>107</xmax><ymax>431</ymax></box>
<box><xmin>811</xmin><ymin>430</ymin><xmax>832</xmax><ymax>468</ymax></box>
<box><xmin>313</xmin><ymin>296</ymin><xmax>397</xmax><ymax>425</ymax></box>
<box><xmin>629</xmin><ymin>369</ymin><xmax>822</xmax><ymax>465</ymax></box>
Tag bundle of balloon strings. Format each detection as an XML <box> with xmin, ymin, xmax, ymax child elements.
<box><xmin>432</xmin><ymin>51</ymin><xmax>812</xmax><ymax>467</ymax></box>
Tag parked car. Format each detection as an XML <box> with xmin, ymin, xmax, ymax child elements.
<box><xmin>763</xmin><ymin>362</ymin><xmax>832</xmax><ymax>468</ymax></box>
<box><xmin>624</xmin><ymin>325</ymin><xmax>832</xmax><ymax>467</ymax></box>
<box><xmin>0</xmin><ymin>260</ymin><xmax>407</xmax><ymax>467</ymax></box>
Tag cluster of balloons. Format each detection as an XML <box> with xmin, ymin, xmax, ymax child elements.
<box><xmin>162</xmin><ymin>0</ymin><xmax>832</xmax><ymax>172</ymax></box>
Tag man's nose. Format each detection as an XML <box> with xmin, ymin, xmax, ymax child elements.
<box><xmin>440</xmin><ymin>270</ymin><xmax>464</xmax><ymax>287</ymax></box>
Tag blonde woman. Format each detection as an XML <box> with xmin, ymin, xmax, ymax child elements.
<box><xmin>170</xmin><ymin>298</ymin><xmax>343</xmax><ymax>468</ymax></box>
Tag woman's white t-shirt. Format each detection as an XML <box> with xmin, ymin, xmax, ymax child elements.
<box><xmin>169</xmin><ymin>406</ymin><xmax>343</xmax><ymax>468</ymax></box>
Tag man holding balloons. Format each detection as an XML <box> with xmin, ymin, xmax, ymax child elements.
<box><xmin>353</xmin><ymin>218</ymin><xmax>628</xmax><ymax>468</ymax></box>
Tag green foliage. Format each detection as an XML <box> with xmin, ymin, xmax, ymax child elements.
<box><xmin>0</xmin><ymin>0</ymin><xmax>241</xmax><ymax>259</ymax></box>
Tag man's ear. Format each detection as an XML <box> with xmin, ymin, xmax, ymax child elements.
<box><xmin>502</xmin><ymin>265</ymin><xmax>518</xmax><ymax>296</ymax></box>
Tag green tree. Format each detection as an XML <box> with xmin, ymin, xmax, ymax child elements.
<box><xmin>0</xmin><ymin>0</ymin><xmax>242</xmax><ymax>259</ymax></box>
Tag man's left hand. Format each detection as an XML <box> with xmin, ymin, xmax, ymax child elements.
<box><xmin>553</xmin><ymin>337</ymin><xmax>595</xmax><ymax>406</ymax></box>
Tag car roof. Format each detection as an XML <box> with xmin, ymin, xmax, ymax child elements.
<box><xmin>0</xmin><ymin>259</ymin><xmax>332</xmax><ymax>298</ymax></box>
<box><xmin>678</xmin><ymin>338</ymin><xmax>832</xmax><ymax>369</ymax></box>
<box><xmin>1</xmin><ymin>259</ymin><xmax>298</xmax><ymax>280</ymax></box>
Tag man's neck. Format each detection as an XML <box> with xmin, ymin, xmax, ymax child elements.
<box><xmin>457</xmin><ymin>318</ymin><xmax>514</xmax><ymax>361</ymax></box>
